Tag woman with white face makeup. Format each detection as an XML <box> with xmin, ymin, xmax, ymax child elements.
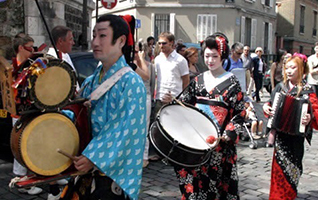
<box><xmin>174</xmin><ymin>33</ymin><xmax>245</xmax><ymax>200</ymax></box>
<box><xmin>263</xmin><ymin>53</ymin><xmax>318</xmax><ymax>199</ymax></box>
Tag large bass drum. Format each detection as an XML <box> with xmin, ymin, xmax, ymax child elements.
<box><xmin>11</xmin><ymin>113</ymin><xmax>79</xmax><ymax>176</ymax></box>
<box><xmin>149</xmin><ymin>103</ymin><xmax>220</xmax><ymax>167</ymax></box>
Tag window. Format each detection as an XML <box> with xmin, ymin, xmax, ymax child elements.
<box><xmin>154</xmin><ymin>14</ymin><xmax>170</xmax><ymax>40</ymax></box>
<box><xmin>300</xmin><ymin>5</ymin><xmax>305</xmax><ymax>34</ymax></box>
<box><xmin>264</xmin><ymin>23</ymin><xmax>269</xmax><ymax>53</ymax></box>
<box><xmin>300</xmin><ymin>45</ymin><xmax>303</xmax><ymax>53</ymax></box>
<box><xmin>265</xmin><ymin>0</ymin><xmax>270</xmax><ymax>6</ymax></box>
<box><xmin>245</xmin><ymin>18</ymin><xmax>251</xmax><ymax>46</ymax></box>
<box><xmin>197</xmin><ymin>14</ymin><xmax>217</xmax><ymax>42</ymax></box>
<box><xmin>313</xmin><ymin>11</ymin><xmax>317</xmax><ymax>36</ymax></box>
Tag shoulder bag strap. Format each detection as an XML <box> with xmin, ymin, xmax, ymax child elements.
<box><xmin>89</xmin><ymin>67</ymin><xmax>132</xmax><ymax>102</ymax></box>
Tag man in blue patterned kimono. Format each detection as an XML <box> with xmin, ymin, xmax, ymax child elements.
<box><xmin>74</xmin><ymin>14</ymin><xmax>147</xmax><ymax>200</ymax></box>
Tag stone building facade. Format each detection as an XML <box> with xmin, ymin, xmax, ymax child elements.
<box><xmin>96</xmin><ymin>0</ymin><xmax>277</xmax><ymax>54</ymax></box>
<box><xmin>276</xmin><ymin>0</ymin><xmax>318</xmax><ymax>55</ymax></box>
<box><xmin>0</xmin><ymin>0</ymin><xmax>95</xmax><ymax>60</ymax></box>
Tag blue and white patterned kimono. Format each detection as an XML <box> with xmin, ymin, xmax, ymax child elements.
<box><xmin>81</xmin><ymin>56</ymin><xmax>147</xmax><ymax>200</ymax></box>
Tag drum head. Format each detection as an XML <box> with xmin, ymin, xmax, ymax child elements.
<box><xmin>20</xmin><ymin>113</ymin><xmax>79</xmax><ymax>176</ymax></box>
<box><xmin>31</xmin><ymin>59</ymin><xmax>76</xmax><ymax>110</ymax></box>
<box><xmin>158</xmin><ymin>104</ymin><xmax>218</xmax><ymax>150</ymax></box>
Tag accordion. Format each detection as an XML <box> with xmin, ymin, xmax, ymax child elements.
<box><xmin>267</xmin><ymin>92</ymin><xmax>309</xmax><ymax>136</ymax></box>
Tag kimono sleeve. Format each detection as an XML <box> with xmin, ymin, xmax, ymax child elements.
<box><xmin>223</xmin><ymin>78</ymin><xmax>245</xmax><ymax>143</ymax></box>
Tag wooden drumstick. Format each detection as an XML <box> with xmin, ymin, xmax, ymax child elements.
<box><xmin>57</xmin><ymin>149</ymin><xmax>76</xmax><ymax>161</ymax></box>
<box><xmin>172</xmin><ymin>96</ymin><xmax>186</xmax><ymax>108</ymax></box>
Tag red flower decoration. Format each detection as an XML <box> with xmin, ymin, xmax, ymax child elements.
<box><xmin>240</xmin><ymin>109</ymin><xmax>246</xmax><ymax>118</ymax></box>
<box><xmin>201</xmin><ymin>166</ymin><xmax>208</xmax><ymax>173</ymax></box>
<box><xmin>223</xmin><ymin>184</ymin><xmax>229</xmax><ymax>192</ymax></box>
<box><xmin>215</xmin><ymin>145</ymin><xmax>222</xmax><ymax>152</ymax></box>
<box><xmin>185</xmin><ymin>183</ymin><xmax>194</xmax><ymax>193</ymax></box>
<box><xmin>225</xmin><ymin>122</ymin><xmax>235</xmax><ymax>131</ymax></box>
<box><xmin>192</xmin><ymin>170</ymin><xmax>197</xmax><ymax>177</ymax></box>
<box><xmin>237</xmin><ymin>91</ymin><xmax>243</xmax><ymax>101</ymax></box>
<box><xmin>199</xmin><ymin>180</ymin><xmax>203</xmax><ymax>188</ymax></box>
<box><xmin>181</xmin><ymin>194</ymin><xmax>186</xmax><ymax>200</ymax></box>
<box><xmin>179</xmin><ymin>169</ymin><xmax>188</xmax><ymax>178</ymax></box>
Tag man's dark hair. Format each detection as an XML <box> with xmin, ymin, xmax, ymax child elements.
<box><xmin>96</xmin><ymin>14</ymin><xmax>135</xmax><ymax>65</ymax></box>
<box><xmin>176</xmin><ymin>44</ymin><xmax>186</xmax><ymax>54</ymax></box>
<box><xmin>147</xmin><ymin>36</ymin><xmax>155</xmax><ymax>43</ymax></box>
<box><xmin>51</xmin><ymin>25</ymin><xmax>72</xmax><ymax>44</ymax></box>
<box><xmin>13</xmin><ymin>33</ymin><xmax>34</xmax><ymax>54</ymax></box>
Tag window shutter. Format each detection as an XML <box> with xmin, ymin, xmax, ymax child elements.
<box><xmin>270</xmin><ymin>0</ymin><xmax>273</xmax><ymax>7</ymax></box>
<box><xmin>268</xmin><ymin>22</ymin><xmax>273</xmax><ymax>54</ymax></box>
<box><xmin>170</xmin><ymin>13</ymin><xmax>175</xmax><ymax>34</ymax></box>
<box><xmin>262</xmin><ymin>22</ymin><xmax>265</xmax><ymax>48</ymax></box>
<box><xmin>151</xmin><ymin>13</ymin><xmax>155</xmax><ymax>37</ymax></box>
<box><xmin>212</xmin><ymin>15</ymin><xmax>217</xmax><ymax>34</ymax></box>
<box><xmin>251</xmin><ymin>18</ymin><xmax>257</xmax><ymax>49</ymax></box>
<box><xmin>241</xmin><ymin>16</ymin><xmax>245</xmax><ymax>44</ymax></box>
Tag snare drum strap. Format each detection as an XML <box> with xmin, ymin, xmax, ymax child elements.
<box><xmin>89</xmin><ymin>67</ymin><xmax>132</xmax><ymax>102</ymax></box>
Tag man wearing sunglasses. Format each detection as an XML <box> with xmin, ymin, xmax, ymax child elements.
<box><xmin>153</xmin><ymin>32</ymin><xmax>189</xmax><ymax>119</ymax></box>
<box><xmin>223</xmin><ymin>42</ymin><xmax>244</xmax><ymax>72</ymax></box>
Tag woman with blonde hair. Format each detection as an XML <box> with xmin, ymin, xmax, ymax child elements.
<box><xmin>263</xmin><ymin>53</ymin><xmax>318</xmax><ymax>199</ymax></box>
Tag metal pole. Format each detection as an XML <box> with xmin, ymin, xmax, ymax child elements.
<box><xmin>96</xmin><ymin>0</ymin><xmax>99</xmax><ymax>22</ymax></box>
<box><xmin>81</xmin><ymin>0</ymin><xmax>88</xmax><ymax>51</ymax></box>
<box><xmin>34</xmin><ymin>0</ymin><xmax>60</xmax><ymax>59</ymax></box>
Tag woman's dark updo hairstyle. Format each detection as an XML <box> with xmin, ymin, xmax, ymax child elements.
<box><xmin>200</xmin><ymin>32</ymin><xmax>229</xmax><ymax>61</ymax></box>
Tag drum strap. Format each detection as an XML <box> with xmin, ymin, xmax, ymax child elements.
<box><xmin>89</xmin><ymin>67</ymin><xmax>132</xmax><ymax>102</ymax></box>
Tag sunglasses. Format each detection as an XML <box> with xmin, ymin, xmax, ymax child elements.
<box><xmin>23</xmin><ymin>46</ymin><xmax>34</xmax><ymax>53</ymax></box>
<box><xmin>235</xmin><ymin>51</ymin><xmax>243</xmax><ymax>55</ymax></box>
<box><xmin>158</xmin><ymin>42</ymin><xmax>167</xmax><ymax>45</ymax></box>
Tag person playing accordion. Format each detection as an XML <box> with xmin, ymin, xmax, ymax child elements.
<box><xmin>263</xmin><ymin>53</ymin><xmax>318</xmax><ymax>200</ymax></box>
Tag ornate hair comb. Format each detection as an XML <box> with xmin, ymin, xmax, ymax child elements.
<box><xmin>216</xmin><ymin>36</ymin><xmax>226</xmax><ymax>55</ymax></box>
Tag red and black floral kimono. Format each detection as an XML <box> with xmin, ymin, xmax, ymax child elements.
<box><xmin>174</xmin><ymin>71</ymin><xmax>245</xmax><ymax>200</ymax></box>
<box><xmin>266</xmin><ymin>82</ymin><xmax>318</xmax><ymax>200</ymax></box>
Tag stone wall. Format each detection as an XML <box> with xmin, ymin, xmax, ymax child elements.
<box><xmin>0</xmin><ymin>0</ymin><xmax>25</xmax><ymax>59</ymax></box>
<box><xmin>0</xmin><ymin>0</ymin><xmax>95</xmax><ymax>60</ymax></box>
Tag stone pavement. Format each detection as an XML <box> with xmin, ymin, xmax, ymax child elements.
<box><xmin>1</xmin><ymin>91</ymin><xmax>318</xmax><ymax>199</ymax></box>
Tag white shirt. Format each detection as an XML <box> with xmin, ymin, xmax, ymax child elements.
<box><xmin>47</xmin><ymin>47</ymin><xmax>80</xmax><ymax>90</ymax></box>
<box><xmin>307</xmin><ymin>54</ymin><xmax>318</xmax><ymax>85</ymax></box>
<box><xmin>258</xmin><ymin>59</ymin><xmax>263</xmax><ymax>72</ymax></box>
<box><xmin>155</xmin><ymin>50</ymin><xmax>189</xmax><ymax>100</ymax></box>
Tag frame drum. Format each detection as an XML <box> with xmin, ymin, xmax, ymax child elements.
<box><xmin>11</xmin><ymin>113</ymin><xmax>79</xmax><ymax>176</ymax></box>
<box><xmin>149</xmin><ymin>103</ymin><xmax>220</xmax><ymax>167</ymax></box>
<box><xmin>29</xmin><ymin>58</ymin><xmax>77</xmax><ymax>111</ymax></box>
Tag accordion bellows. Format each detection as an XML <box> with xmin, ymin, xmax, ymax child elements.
<box><xmin>267</xmin><ymin>92</ymin><xmax>309</xmax><ymax>136</ymax></box>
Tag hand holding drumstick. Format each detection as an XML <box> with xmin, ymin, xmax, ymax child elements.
<box><xmin>57</xmin><ymin>149</ymin><xmax>94</xmax><ymax>173</ymax></box>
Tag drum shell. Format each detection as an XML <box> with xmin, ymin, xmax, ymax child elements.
<box><xmin>149</xmin><ymin>121</ymin><xmax>211</xmax><ymax>167</ymax></box>
<box><xmin>149</xmin><ymin>103</ymin><xmax>219</xmax><ymax>167</ymax></box>
<box><xmin>10</xmin><ymin>112</ymin><xmax>80</xmax><ymax>176</ymax></box>
<box><xmin>11</xmin><ymin>115</ymin><xmax>35</xmax><ymax>168</ymax></box>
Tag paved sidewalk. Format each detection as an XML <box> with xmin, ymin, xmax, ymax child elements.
<box><xmin>1</xmin><ymin>92</ymin><xmax>318</xmax><ymax>199</ymax></box>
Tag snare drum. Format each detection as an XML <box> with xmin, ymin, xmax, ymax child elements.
<box><xmin>11</xmin><ymin>113</ymin><xmax>80</xmax><ymax>176</ymax></box>
<box><xmin>149</xmin><ymin>103</ymin><xmax>220</xmax><ymax>167</ymax></box>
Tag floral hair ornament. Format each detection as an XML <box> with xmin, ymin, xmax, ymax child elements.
<box><xmin>293</xmin><ymin>52</ymin><xmax>307</xmax><ymax>63</ymax></box>
<box><xmin>216</xmin><ymin>36</ymin><xmax>226</xmax><ymax>55</ymax></box>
